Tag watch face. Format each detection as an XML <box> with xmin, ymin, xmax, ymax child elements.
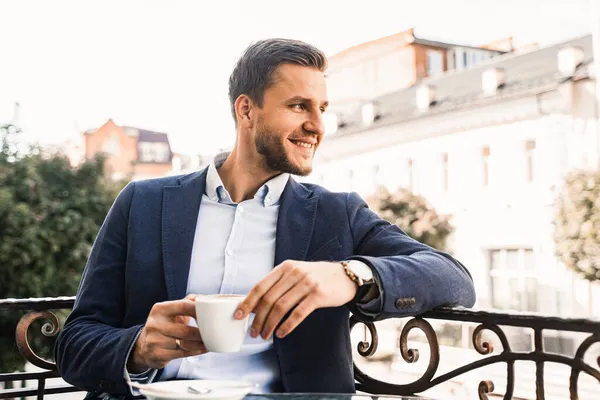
<box><xmin>348</xmin><ymin>261</ymin><xmax>373</xmax><ymax>281</ymax></box>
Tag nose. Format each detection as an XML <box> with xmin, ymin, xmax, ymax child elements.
<box><xmin>303</xmin><ymin>112</ymin><xmax>325</xmax><ymax>136</ymax></box>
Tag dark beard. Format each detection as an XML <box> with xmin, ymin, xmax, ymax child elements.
<box><xmin>254</xmin><ymin>119</ymin><xmax>313</xmax><ymax>176</ymax></box>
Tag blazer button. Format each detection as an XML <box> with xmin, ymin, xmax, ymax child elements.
<box><xmin>409</xmin><ymin>297</ymin><xmax>416</xmax><ymax>306</ymax></box>
<box><xmin>395</xmin><ymin>298</ymin><xmax>407</xmax><ymax>309</ymax></box>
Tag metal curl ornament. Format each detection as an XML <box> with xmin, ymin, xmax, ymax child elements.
<box><xmin>15</xmin><ymin>310</ymin><xmax>61</xmax><ymax>370</ymax></box>
<box><xmin>349</xmin><ymin>316</ymin><xmax>378</xmax><ymax>357</ymax></box>
<box><xmin>398</xmin><ymin>318</ymin><xmax>440</xmax><ymax>384</ymax></box>
<box><xmin>478</xmin><ymin>380</ymin><xmax>495</xmax><ymax>400</ymax></box>
<box><xmin>569</xmin><ymin>334</ymin><xmax>600</xmax><ymax>399</ymax></box>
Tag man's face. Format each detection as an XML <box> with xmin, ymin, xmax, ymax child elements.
<box><xmin>253</xmin><ymin>64</ymin><xmax>328</xmax><ymax>176</ymax></box>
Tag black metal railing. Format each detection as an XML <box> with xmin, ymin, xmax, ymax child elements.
<box><xmin>351</xmin><ymin>309</ymin><xmax>600</xmax><ymax>399</ymax></box>
<box><xmin>0</xmin><ymin>297</ymin><xmax>80</xmax><ymax>400</ymax></box>
<box><xmin>0</xmin><ymin>297</ymin><xmax>599</xmax><ymax>399</ymax></box>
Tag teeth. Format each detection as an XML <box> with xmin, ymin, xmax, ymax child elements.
<box><xmin>291</xmin><ymin>140</ymin><xmax>314</xmax><ymax>149</ymax></box>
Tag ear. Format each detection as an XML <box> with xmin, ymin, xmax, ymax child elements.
<box><xmin>234</xmin><ymin>95</ymin><xmax>254</xmax><ymax>128</ymax></box>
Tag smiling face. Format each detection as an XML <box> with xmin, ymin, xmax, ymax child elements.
<box><xmin>251</xmin><ymin>63</ymin><xmax>328</xmax><ymax>176</ymax></box>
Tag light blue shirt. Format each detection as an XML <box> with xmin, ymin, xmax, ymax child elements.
<box><xmin>160</xmin><ymin>153</ymin><xmax>289</xmax><ymax>392</ymax></box>
<box><xmin>125</xmin><ymin>154</ymin><xmax>379</xmax><ymax>394</ymax></box>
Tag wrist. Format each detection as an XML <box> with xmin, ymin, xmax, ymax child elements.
<box><xmin>127</xmin><ymin>337</ymin><xmax>150</xmax><ymax>373</ymax></box>
<box><xmin>340</xmin><ymin>260</ymin><xmax>375</xmax><ymax>303</ymax></box>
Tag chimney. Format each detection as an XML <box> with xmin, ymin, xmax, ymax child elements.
<box><xmin>416</xmin><ymin>85</ymin><xmax>436</xmax><ymax>111</ymax></box>
<box><xmin>558</xmin><ymin>46</ymin><xmax>584</xmax><ymax>77</ymax></box>
<box><xmin>482</xmin><ymin>68</ymin><xmax>505</xmax><ymax>96</ymax></box>
<box><xmin>361</xmin><ymin>102</ymin><xmax>380</xmax><ymax>125</ymax></box>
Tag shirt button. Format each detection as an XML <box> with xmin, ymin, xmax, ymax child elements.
<box><xmin>226</xmin><ymin>248</ymin><xmax>234</xmax><ymax>256</ymax></box>
<box><xmin>237</xmin><ymin>205</ymin><xmax>244</xmax><ymax>213</ymax></box>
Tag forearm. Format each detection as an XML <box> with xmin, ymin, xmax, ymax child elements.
<box><xmin>55</xmin><ymin>318</ymin><xmax>144</xmax><ymax>394</ymax></box>
<box><xmin>354</xmin><ymin>251</ymin><xmax>475</xmax><ymax>321</ymax></box>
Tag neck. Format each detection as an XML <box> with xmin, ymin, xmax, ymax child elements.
<box><xmin>218</xmin><ymin>144</ymin><xmax>280</xmax><ymax>203</ymax></box>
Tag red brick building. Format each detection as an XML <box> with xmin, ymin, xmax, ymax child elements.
<box><xmin>83</xmin><ymin>119</ymin><xmax>173</xmax><ymax>180</ymax></box>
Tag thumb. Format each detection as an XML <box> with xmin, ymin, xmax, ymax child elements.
<box><xmin>184</xmin><ymin>293</ymin><xmax>198</xmax><ymax>302</ymax></box>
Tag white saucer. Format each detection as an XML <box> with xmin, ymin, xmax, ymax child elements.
<box><xmin>137</xmin><ymin>379</ymin><xmax>255</xmax><ymax>400</ymax></box>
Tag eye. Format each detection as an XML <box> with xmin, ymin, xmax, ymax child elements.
<box><xmin>319</xmin><ymin>107</ymin><xmax>326</xmax><ymax>114</ymax></box>
<box><xmin>291</xmin><ymin>103</ymin><xmax>306</xmax><ymax>111</ymax></box>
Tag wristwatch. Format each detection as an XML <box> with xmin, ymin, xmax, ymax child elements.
<box><xmin>341</xmin><ymin>260</ymin><xmax>374</xmax><ymax>286</ymax></box>
<box><xmin>341</xmin><ymin>260</ymin><xmax>375</xmax><ymax>303</ymax></box>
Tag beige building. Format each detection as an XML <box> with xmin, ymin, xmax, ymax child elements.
<box><xmin>317</xmin><ymin>32</ymin><xmax>600</xmax><ymax>399</ymax></box>
<box><xmin>325</xmin><ymin>28</ymin><xmax>508</xmax><ymax>106</ymax></box>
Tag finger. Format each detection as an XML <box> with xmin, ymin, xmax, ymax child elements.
<box><xmin>175</xmin><ymin>338</ymin><xmax>207</xmax><ymax>353</ymax></box>
<box><xmin>250</xmin><ymin>269</ymin><xmax>305</xmax><ymax>338</ymax></box>
<box><xmin>158</xmin><ymin>322</ymin><xmax>203</xmax><ymax>342</ymax></box>
<box><xmin>146</xmin><ymin>346</ymin><xmax>208</xmax><ymax>369</ymax></box>
<box><xmin>260</xmin><ymin>283</ymin><xmax>312</xmax><ymax>340</ymax></box>
<box><xmin>235</xmin><ymin>266</ymin><xmax>286</xmax><ymax>319</ymax></box>
<box><xmin>184</xmin><ymin>293</ymin><xmax>199</xmax><ymax>302</ymax></box>
<box><xmin>151</xmin><ymin>331</ymin><xmax>205</xmax><ymax>351</ymax></box>
<box><xmin>153</xmin><ymin>298</ymin><xmax>196</xmax><ymax>319</ymax></box>
<box><xmin>275</xmin><ymin>298</ymin><xmax>317</xmax><ymax>339</ymax></box>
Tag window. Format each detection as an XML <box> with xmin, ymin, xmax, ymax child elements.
<box><xmin>490</xmin><ymin>249</ymin><xmax>538</xmax><ymax>311</ymax></box>
<box><xmin>482</xmin><ymin>146</ymin><xmax>490</xmax><ymax>187</ymax></box>
<box><xmin>102</xmin><ymin>134</ymin><xmax>120</xmax><ymax>156</ymax></box>
<box><xmin>408</xmin><ymin>159</ymin><xmax>414</xmax><ymax>191</ymax></box>
<box><xmin>139</xmin><ymin>142</ymin><xmax>170</xmax><ymax>163</ymax></box>
<box><xmin>426</xmin><ymin>50</ymin><xmax>444</xmax><ymax>76</ymax></box>
<box><xmin>525</xmin><ymin>139</ymin><xmax>536</xmax><ymax>182</ymax></box>
<box><xmin>449</xmin><ymin>51</ymin><xmax>456</xmax><ymax>70</ymax></box>
<box><xmin>372</xmin><ymin>164</ymin><xmax>381</xmax><ymax>191</ymax></box>
<box><xmin>442</xmin><ymin>152</ymin><xmax>449</xmax><ymax>192</ymax></box>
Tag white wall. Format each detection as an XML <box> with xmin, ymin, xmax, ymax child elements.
<box><xmin>310</xmin><ymin>79</ymin><xmax>600</xmax><ymax>318</ymax></box>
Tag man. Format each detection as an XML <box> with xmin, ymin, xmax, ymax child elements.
<box><xmin>55</xmin><ymin>39</ymin><xmax>475</xmax><ymax>399</ymax></box>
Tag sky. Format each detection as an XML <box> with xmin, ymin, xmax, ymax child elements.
<box><xmin>0</xmin><ymin>0</ymin><xmax>595</xmax><ymax>154</ymax></box>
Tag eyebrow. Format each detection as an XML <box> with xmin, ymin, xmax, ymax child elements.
<box><xmin>286</xmin><ymin>96</ymin><xmax>329</xmax><ymax>109</ymax></box>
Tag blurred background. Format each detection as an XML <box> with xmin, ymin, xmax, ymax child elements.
<box><xmin>1</xmin><ymin>0</ymin><xmax>599</xmax><ymax>399</ymax></box>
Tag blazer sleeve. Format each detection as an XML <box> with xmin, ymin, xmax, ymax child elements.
<box><xmin>54</xmin><ymin>182</ymin><xmax>145</xmax><ymax>395</ymax></box>
<box><xmin>345</xmin><ymin>192</ymin><xmax>476</xmax><ymax>321</ymax></box>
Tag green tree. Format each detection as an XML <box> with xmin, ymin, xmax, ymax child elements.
<box><xmin>554</xmin><ymin>170</ymin><xmax>600</xmax><ymax>282</ymax></box>
<box><xmin>368</xmin><ymin>186</ymin><xmax>453</xmax><ymax>251</ymax></box>
<box><xmin>0</xmin><ymin>124</ymin><xmax>125</xmax><ymax>372</ymax></box>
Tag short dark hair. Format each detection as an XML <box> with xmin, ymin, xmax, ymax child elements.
<box><xmin>228</xmin><ymin>38</ymin><xmax>327</xmax><ymax>121</ymax></box>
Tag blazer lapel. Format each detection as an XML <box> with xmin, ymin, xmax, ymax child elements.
<box><xmin>162</xmin><ymin>168</ymin><xmax>207</xmax><ymax>300</ymax></box>
<box><xmin>274</xmin><ymin>178</ymin><xmax>319</xmax><ymax>266</ymax></box>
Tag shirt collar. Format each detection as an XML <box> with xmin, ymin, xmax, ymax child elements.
<box><xmin>205</xmin><ymin>152</ymin><xmax>290</xmax><ymax>206</ymax></box>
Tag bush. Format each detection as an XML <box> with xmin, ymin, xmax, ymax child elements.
<box><xmin>368</xmin><ymin>186</ymin><xmax>453</xmax><ymax>251</ymax></box>
<box><xmin>0</xmin><ymin>124</ymin><xmax>125</xmax><ymax>372</ymax></box>
<box><xmin>554</xmin><ymin>170</ymin><xmax>600</xmax><ymax>282</ymax></box>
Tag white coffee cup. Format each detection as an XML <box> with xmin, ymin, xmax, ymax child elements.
<box><xmin>195</xmin><ymin>294</ymin><xmax>249</xmax><ymax>353</ymax></box>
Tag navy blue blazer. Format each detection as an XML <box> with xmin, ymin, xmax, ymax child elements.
<box><xmin>55</xmin><ymin>168</ymin><xmax>475</xmax><ymax>396</ymax></box>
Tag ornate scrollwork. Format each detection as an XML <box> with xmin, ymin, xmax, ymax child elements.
<box><xmin>471</xmin><ymin>324</ymin><xmax>514</xmax><ymax>399</ymax></box>
<box><xmin>15</xmin><ymin>310</ymin><xmax>61</xmax><ymax>370</ymax></box>
<box><xmin>478</xmin><ymin>380</ymin><xmax>495</xmax><ymax>400</ymax></box>
<box><xmin>398</xmin><ymin>318</ymin><xmax>440</xmax><ymax>384</ymax></box>
<box><xmin>352</xmin><ymin>317</ymin><xmax>441</xmax><ymax>395</ymax></box>
<box><xmin>569</xmin><ymin>334</ymin><xmax>600</xmax><ymax>399</ymax></box>
<box><xmin>472</xmin><ymin>323</ymin><xmax>511</xmax><ymax>354</ymax></box>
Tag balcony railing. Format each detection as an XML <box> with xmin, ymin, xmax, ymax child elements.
<box><xmin>0</xmin><ymin>297</ymin><xmax>598</xmax><ymax>400</ymax></box>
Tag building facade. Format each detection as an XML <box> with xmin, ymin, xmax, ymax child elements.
<box><xmin>317</xmin><ymin>33</ymin><xmax>600</xmax><ymax>398</ymax></box>
<box><xmin>325</xmin><ymin>29</ymin><xmax>507</xmax><ymax>110</ymax></box>
<box><xmin>81</xmin><ymin>119</ymin><xmax>173</xmax><ymax>181</ymax></box>
<box><xmin>313</xmin><ymin>34</ymin><xmax>600</xmax><ymax>321</ymax></box>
